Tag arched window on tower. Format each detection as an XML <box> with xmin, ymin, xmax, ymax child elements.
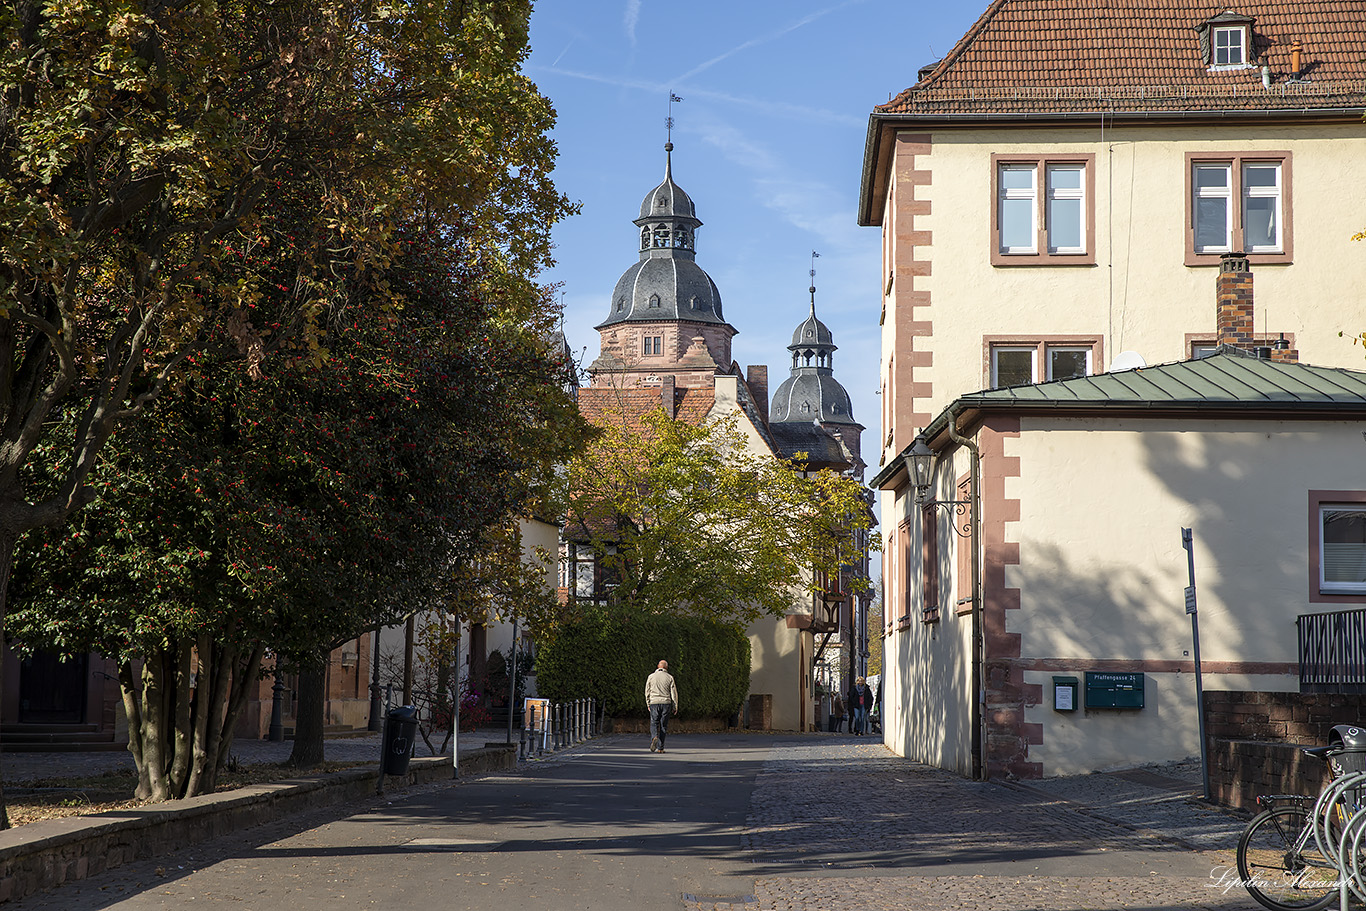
<box><xmin>640</xmin><ymin>227</ymin><xmax>650</xmax><ymax>250</ymax></box>
<box><xmin>804</xmin><ymin>349</ymin><xmax>814</xmax><ymax>367</ymax></box>
<box><xmin>653</xmin><ymin>225</ymin><xmax>670</xmax><ymax>248</ymax></box>
<box><xmin>648</xmin><ymin>294</ymin><xmax>661</xmax><ymax>309</ymax></box>
<box><xmin>675</xmin><ymin>226</ymin><xmax>692</xmax><ymax>249</ymax></box>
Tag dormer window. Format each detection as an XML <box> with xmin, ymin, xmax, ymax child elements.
<box><xmin>1196</xmin><ymin>12</ymin><xmax>1255</xmax><ymax>70</ymax></box>
<box><xmin>1213</xmin><ymin>26</ymin><xmax>1246</xmax><ymax>66</ymax></box>
<box><xmin>648</xmin><ymin>293</ymin><xmax>661</xmax><ymax>309</ymax></box>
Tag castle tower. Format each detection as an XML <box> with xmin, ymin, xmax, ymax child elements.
<box><xmin>588</xmin><ymin>143</ymin><xmax>738</xmax><ymax>388</ymax></box>
<box><xmin>769</xmin><ymin>287</ymin><xmax>865</xmax><ymax>478</ymax></box>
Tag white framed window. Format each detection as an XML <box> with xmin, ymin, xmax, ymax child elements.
<box><xmin>1193</xmin><ymin>163</ymin><xmax>1233</xmax><ymax>253</ymax></box>
<box><xmin>1212</xmin><ymin>26</ymin><xmax>1246</xmax><ymax>67</ymax></box>
<box><xmin>988</xmin><ymin>338</ymin><xmax>1100</xmax><ymax>388</ymax></box>
<box><xmin>991</xmin><ymin>347</ymin><xmax>1036</xmax><ymax>387</ymax></box>
<box><xmin>1046</xmin><ymin>164</ymin><xmax>1085</xmax><ymax>253</ymax></box>
<box><xmin>992</xmin><ymin>155</ymin><xmax>1094</xmax><ymax>265</ymax></box>
<box><xmin>1186</xmin><ymin>153</ymin><xmax>1291</xmax><ymax>264</ymax></box>
<box><xmin>1046</xmin><ymin>347</ymin><xmax>1090</xmax><ymax>381</ymax></box>
<box><xmin>1242</xmin><ymin>162</ymin><xmax>1282</xmax><ymax>253</ymax></box>
<box><xmin>1320</xmin><ymin>506</ymin><xmax>1366</xmax><ymax>594</ymax></box>
<box><xmin>998</xmin><ymin>165</ymin><xmax>1037</xmax><ymax>254</ymax></box>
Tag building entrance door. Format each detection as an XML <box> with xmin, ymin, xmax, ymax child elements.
<box><xmin>18</xmin><ymin>650</ymin><xmax>88</xmax><ymax>723</ymax></box>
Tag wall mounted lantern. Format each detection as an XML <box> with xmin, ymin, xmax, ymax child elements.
<box><xmin>908</xmin><ymin>435</ymin><xmax>973</xmax><ymax>537</ymax></box>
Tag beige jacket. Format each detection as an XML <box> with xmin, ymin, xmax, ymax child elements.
<box><xmin>645</xmin><ymin>669</ymin><xmax>679</xmax><ymax>709</ymax></box>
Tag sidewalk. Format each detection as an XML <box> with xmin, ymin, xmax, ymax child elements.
<box><xmin>1</xmin><ymin>727</ymin><xmax>525</xmax><ymax>784</ymax></box>
<box><xmin>1001</xmin><ymin>755</ymin><xmax>1248</xmax><ymax>854</ymax></box>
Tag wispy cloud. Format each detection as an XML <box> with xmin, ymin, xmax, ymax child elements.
<box><xmin>668</xmin><ymin>0</ymin><xmax>866</xmax><ymax>84</ymax></box>
<box><xmin>692</xmin><ymin>119</ymin><xmax>866</xmax><ymax>254</ymax></box>
<box><xmin>525</xmin><ymin>65</ymin><xmax>863</xmax><ymax>129</ymax></box>
<box><xmin>624</xmin><ymin>0</ymin><xmax>641</xmax><ymax>46</ymax></box>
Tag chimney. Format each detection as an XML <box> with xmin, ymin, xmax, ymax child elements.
<box><xmin>661</xmin><ymin>375</ymin><xmax>676</xmax><ymax>419</ymax></box>
<box><xmin>747</xmin><ymin>366</ymin><xmax>769</xmax><ymax>425</ymax></box>
<box><xmin>1291</xmin><ymin>41</ymin><xmax>1303</xmax><ymax>77</ymax></box>
<box><xmin>1216</xmin><ymin>253</ymin><xmax>1254</xmax><ymax>349</ymax></box>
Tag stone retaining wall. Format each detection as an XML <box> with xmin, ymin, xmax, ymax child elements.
<box><xmin>0</xmin><ymin>746</ymin><xmax>516</xmax><ymax>904</ymax></box>
<box><xmin>1204</xmin><ymin>690</ymin><xmax>1366</xmax><ymax>811</ymax></box>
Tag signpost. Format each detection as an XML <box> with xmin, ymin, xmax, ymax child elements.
<box><xmin>1182</xmin><ymin>527</ymin><xmax>1212</xmax><ymax>801</ymax></box>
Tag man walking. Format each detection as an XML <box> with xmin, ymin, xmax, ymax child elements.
<box><xmin>645</xmin><ymin>659</ymin><xmax>678</xmax><ymax>753</ymax></box>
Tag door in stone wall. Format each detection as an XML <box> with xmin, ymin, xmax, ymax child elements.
<box><xmin>18</xmin><ymin>650</ymin><xmax>88</xmax><ymax>723</ymax></box>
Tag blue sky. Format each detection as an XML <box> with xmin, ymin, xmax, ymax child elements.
<box><xmin>526</xmin><ymin>2</ymin><xmax>985</xmax><ymax>466</ymax></box>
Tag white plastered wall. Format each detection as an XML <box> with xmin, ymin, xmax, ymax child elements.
<box><xmin>880</xmin><ymin>469</ymin><xmax>977</xmax><ymax>777</ymax></box>
<box><xmin>1009</xmin><ymin>415</ymin><xmax>1366</xmax><ymax>775</ymax></box>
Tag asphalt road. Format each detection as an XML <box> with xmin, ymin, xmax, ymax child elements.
<box><xmin>7</xmin><ymin>734</ymin><xmax>1256</xmax><ymax>911</ymax></box>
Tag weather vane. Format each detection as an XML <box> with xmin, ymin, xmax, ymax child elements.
<box><xmin>667</xmin><ymin>92</ymin><xmax>682</xmax><ymax>145</ymax></box>
<box><xmin>809</xmin><ymin>250</ymin><xmax>820</xmax><ymax>302</ymax></box>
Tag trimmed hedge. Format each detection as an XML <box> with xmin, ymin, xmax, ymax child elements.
<box><xmin>536</xmin><ymin>610</ymin><xmax>750</xmax><ymax>719</ymax></box>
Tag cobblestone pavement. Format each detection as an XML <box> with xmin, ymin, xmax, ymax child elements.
<box><xmin>687</xmin><ymin>739</ymin><xmax>1255</xmax><ymax>911</ymax></box>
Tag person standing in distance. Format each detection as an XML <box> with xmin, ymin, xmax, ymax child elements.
<box><xmin>847</xmin><ymin>676</ymin><xmax>872</xmax><ymax>736</ymax></box>
<box><xmin>645</xmin><ymin>659</ymin><xmax>678</xmax><ymax>753</ymax></box>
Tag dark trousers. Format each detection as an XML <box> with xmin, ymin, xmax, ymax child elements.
<box><xmin>649</xmin><ymin>702</ymin><xmax>672</xmax><ymax>747</ymax></box>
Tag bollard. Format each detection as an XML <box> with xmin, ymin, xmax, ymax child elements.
<box><xmin>534</xmin><ymin>704</ymin><xmax>544</xmax><ymax>757</ymax></box>
<box><xmin>519</xmin><ymin>714</ymin><xmax>527</xmax><ymax>761</ymax></box>
<box><xmin>590</xmin><ymin>697</ymin><xmax>597</xmax><ymax>737</ymax></box>
<box><xmin>575</xmin><ymin>699</ymin><xmax>582</xmax><ymax>743</ymax></box>
<box><xmin>554</xmin><ymin>703</ymin><xmax>562</xmax><ymax>751</ymax></box>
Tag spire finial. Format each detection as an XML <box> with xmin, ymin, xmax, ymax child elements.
<box><xmin>809</xmin><ymin>250</ymin><xmax>820</xmax><ymax>315</ymax></box>
<box><xmin>666</xmin><ymin>93</ymin><xmax>683</xmax><ymax>171</ymax></box>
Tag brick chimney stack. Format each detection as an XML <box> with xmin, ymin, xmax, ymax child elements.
<box><xmin>661</xmin><ymin>375</ymin><xmax>676</xmax><ymax>419</ymax></box>
<box><xmin>747</xmin><ymin>366</ymin><xmax>769</xmax><ymax>425</ymax></box>
<box><xmin>1216</xmin><ymin>252</ymin><xmax>1254</xmax><ymax>349</ymax></box>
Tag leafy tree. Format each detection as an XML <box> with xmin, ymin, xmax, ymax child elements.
<box><xmin>564</xmin><ymin>408</ymin><xmax>875</xmax><ymax>624</ymax></box>
<box><xmin>2</xmin><ymin>0</ymin><xmax>581</xmax><ymax>814</ymax></box>
<box><xmin>12</xmin><ymin>225</ymin><xmax>586</xmax><ymax>799</ymax></box>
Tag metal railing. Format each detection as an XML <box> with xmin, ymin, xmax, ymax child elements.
<box><xmin>1298</xmin><ymin>608</ymin><xmax>1366</xmax><ymax>694</ymax></box>
<box><xmin>518</xmin><ymin>698</ymin><xmax>599</xmax><ymax>762</ymax></box>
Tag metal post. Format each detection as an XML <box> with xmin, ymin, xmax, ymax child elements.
<box><xmin>376</xmin><ymin>684</ymin><xmax>393</xmax><ymax>796</ymax></box>
<box><xmin>553</xmin><ymin>704</ymin><xmax>562</xmax><ymax>750</ymax></box>
<box><xmin>518</xmin><ymin>713</ymin><xmax>526</xmax><ymax>761</ymax></box>
<box><xmin>451</xmin><ymin>678</ymin><xmax>459</xmax><ymax>780</ymax></box>
<box><xmin>268</xmin><ymin>675</ymin><xmax>286</xmax><ymax>742</ymax></box>
<box><xmin>505</xmin><ymin>617</ymin><xmax>520</xmax><ymax>746</ymax></box>
<box><xmin>1182</xmin><ymin>527</ymin><xmax>1212</xmax><ymax>802</ymax></box>
<box><xmin>576</xmin><ymin>699</ymin><xmax>583</xmax><ymax>742</ymax></box>
<box><xmin>368</xmin><ymin>626</ymin><xmax>383</xmax><ymax>732</ymax></box>
<box><xmin>590</xmin><ymin>698</ymin><xmax>596</xmax><ymax>737</ymax></box>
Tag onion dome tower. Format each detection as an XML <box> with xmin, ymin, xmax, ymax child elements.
<box><xmin>588</xmin><ymin>143</ymin><xmax>738</xmax><ymax>388</ymax></box>
<box><xmin>768</xmin><ymin>278</ymin><xmax>864</xmax><ymax>476</ymax></box>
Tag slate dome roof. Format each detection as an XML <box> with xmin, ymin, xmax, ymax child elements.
<box><xmin>770</xmin><ymin>297</ymin><xmax>859</xmax><ymax>426</ymax></box>
<box><xmin>596</xmin><ymin>146</ymin><xmax>731</xmax><ymax>331</ymax></box>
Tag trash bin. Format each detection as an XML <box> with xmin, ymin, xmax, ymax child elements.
<box><xmin>382</xmin><ymin>706</ymin><xmax>419</xmax><ymax>776</ymax></box>
<box><xmin>1329</xmin><ymin>724</ymin><xmax>1366</xmax><ymax>777</ymax></box>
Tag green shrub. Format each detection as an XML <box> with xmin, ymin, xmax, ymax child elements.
<box><xmin>536</xmin><ymin>609</ymin><xmax>749</xmax><ymax>719</ymax></box>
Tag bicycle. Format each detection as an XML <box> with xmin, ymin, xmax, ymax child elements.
<box><xmin>1237</xmin><ymin>729</ymin><xmax>1366</xmax><ymax>911</ymax></box>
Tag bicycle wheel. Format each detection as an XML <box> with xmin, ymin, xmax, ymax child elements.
<box><xmin>1237</xmin><ymin>806</ymin><xmax>1340</xmax><ymax>911</ymax></box>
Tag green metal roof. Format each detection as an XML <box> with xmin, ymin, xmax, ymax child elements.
<box><xmin>970</xmin><ymin>345</ymin><xmax>1366</xmax><ymax>406</ymax></box>
<box><xmin>873</xmin><ymin>347</ymin><xmax>1366</xmax><ymax>490</ymax></box>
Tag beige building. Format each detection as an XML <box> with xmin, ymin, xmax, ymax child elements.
<box><xmin>860</xmin><ymin>0</ymin><xmax>1366</xmax><ymax>778</ymax></box>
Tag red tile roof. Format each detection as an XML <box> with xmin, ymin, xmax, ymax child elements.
<box><xmin>878</xmin><ymin>0</ymin><xmax>1366</xmax><ymax>115</ymax></box>
<box><xmin>575</xmin><ymin>386</ymin><xmax>714</xmax><ymax>434</ymax></box>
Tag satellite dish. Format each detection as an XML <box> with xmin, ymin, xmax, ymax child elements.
<box><xmin>1109</xmin><ymin>351</ymin><xmax>1147</xmax><ymax>372</ymax></box>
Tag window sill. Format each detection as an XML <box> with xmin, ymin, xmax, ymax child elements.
<box><xmin>1186</xmin><ymin>251</ymin><xmax>1292</xmax><ymax>267</ymax></box>
<box><xmin>922</xmin><ymin>609</ymin><xmax>940</xmax><ymax>624</ymax></box>
<box><xmin>955</xmin><ymin>599</ymin><xmax>973</xmax><ymax>616</ymax></box>
<box><xmin>897</xmin><ymin>614</ymin><xmax>914</xmax><ymax>630</ymax></box>
<box><xmin>991</xmin><ymin>252</ymin><xmax>1097</xmax><ymax>267</ymax></box>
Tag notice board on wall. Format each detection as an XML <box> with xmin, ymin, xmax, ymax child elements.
<box><xmin>1084</xmin><ymin>672</ymin><xmax>1144</xmax><ymax>709</ymax></box>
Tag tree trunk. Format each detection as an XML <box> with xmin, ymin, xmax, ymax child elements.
<box><xmin>288</xmin><ymin>655</ymin><xmax>326</xmax><ymax>768</ymax></box>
